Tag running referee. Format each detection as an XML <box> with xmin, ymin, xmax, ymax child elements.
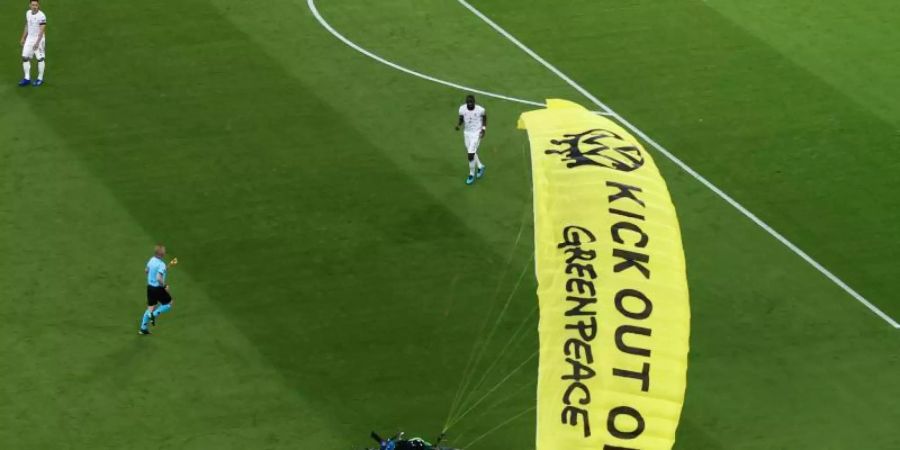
<box><xmin>139</xmin><ymin>244</ymin><xmax>176</xmax><ymax>335</ymax></box>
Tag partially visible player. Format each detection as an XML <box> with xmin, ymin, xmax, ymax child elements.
<box><xmin>455</xmin><ymin>95</ymin><xmax>487</xmax><ymax>185</ymax></box>
<box><xmin>19</xmin><ymin>0</ymin><xmax>47</xmax><ymax>87</ymax></box>
<box><xmin>138</xmin><ymin>245</ymin><xmax>177</xmax><ymax>335</ymax></box>
<box><xmin>367</xmin><ymin>431</ymin><xmax>453</xmax><ymax>450</ymax></box>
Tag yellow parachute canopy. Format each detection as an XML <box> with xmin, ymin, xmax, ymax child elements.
<box><xmin>518</xmin><ymin>100</ymin><xmax>690</xmax><ymax>450</ymax></box>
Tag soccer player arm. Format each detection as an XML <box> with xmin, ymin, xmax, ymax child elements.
<box><xmin>20</xmin><ymin>22</ymin><xmax>27</xmax><ymax>45</ymax></box>
<box><xmin>157</xmin><ymin>267</ymin><xmax>168</xmax><ymax>289</ymax></box>
<box><xmin>455</xmin><ymin>114</ymin><xmax>463</xmax><ymax>131</ymax></box>
<box><xmin>480</xmin><ymin>113</ymin><xmax>487</xmax><ymax>138</ymax></box>
<box><xmin>33</xmin><ymin>23</ymin><xmax>45</xmax><ymax>49</ymax></box>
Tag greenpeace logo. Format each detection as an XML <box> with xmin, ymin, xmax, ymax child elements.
<box><xmin>545</xmin><ymin>129</ymin><xmax>644</xmax><ymax>172</ymax></box>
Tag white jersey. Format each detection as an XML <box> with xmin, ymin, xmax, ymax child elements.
<box><xmin>459</xmin><ymin>104</ymin><xmax>486</xmax><ymax>134</ymax></box>
<box><xmin>26</xmin><ymin>10</ymin><xmax>47</xmax><ymax>40</ymax></box>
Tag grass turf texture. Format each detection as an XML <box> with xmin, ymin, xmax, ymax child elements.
<box><xmin>1</xmin><ymin>0</ymin><xmax>898</xmax><ymax>449</ymax></box>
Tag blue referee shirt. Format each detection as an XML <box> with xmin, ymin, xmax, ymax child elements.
<box><xmin>146</xmin><ymin>256</ymin><xmax>167</xmax><ymax>287</ymax></box>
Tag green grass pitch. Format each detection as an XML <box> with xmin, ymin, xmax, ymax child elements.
<box><xmin>1</xmin><ymin>0</ymin><xmax>898</xmax><ymax>449</ymax></box>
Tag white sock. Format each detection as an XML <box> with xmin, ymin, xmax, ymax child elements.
<box><xmin>37</xmin><ymin>61</ymin><xmax>45</xmax><ymax>80</ymax></box>
<box><xmin>23</xmin><ymin>61</ymin><xmax>31</xmax><ymax>80</ymax></box>
<box><xmin>469</xmin><ymin>159</ymin><xmax>476</xmax><ymax>176</ymax></box>
<box><xmin>475</xmin><ymin>154</ymin><xmax>484</xmax><ymax>169</ymax></box>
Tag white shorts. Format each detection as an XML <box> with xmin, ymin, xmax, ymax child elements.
<box><xmin>22</xmin><ymin>37</ymin><xmax>46</xmax><ymax>60</ymax></box>
<box><xmin>464</xmin><ymin>132</ymin><xmax>481</xmax><ymax>154</ymax></box>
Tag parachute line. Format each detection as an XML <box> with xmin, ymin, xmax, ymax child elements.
<box><xmin>447</xmin><ymin>350</ymin><xmax>538</xmax><ymax>430</ymax></box>
<box><xmin>467</xmin><ymin>378</ymin><xmax>538</xmax><ymax>426</ymax></box>
<box><xmin>460</xmin><ymin>406</ymin><xmax>536</xmax><ymax>449</ymax></box>
<box><xmin>455</xmin><ymin>302</ymin><xmax>537</xmax><ymax>418</ymax></box>
<box><xmin>444</xmin><ymin>210</ymin><xmax>532</xmax><ymax>431</ymax></box>
<box><xmin>446</xmin><ymin>257</ymin><xmax>533</xmax><ymax>429</ymax></box>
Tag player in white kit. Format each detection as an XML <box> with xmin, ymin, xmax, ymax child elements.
<box><xmin>19</xmin><ymin>0</ymin><xmax>47</xmax><ymax>87</ymax></box>
<box><xmin>455</xmin><ymin>95</ymin><xmax>487</xmax><ymax>185</ymax></box>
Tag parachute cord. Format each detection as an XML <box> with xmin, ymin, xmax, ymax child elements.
<box><xmin>443</xmin><ymin>207</ymin><xmax>531</xmax><ymax>432</ymax></box>
<box><xmin>446</xmin><ymin>257</ymin><xmax>533</xmax><ymax>429</ymax></box>
<box><xmin>465</xmin><ymin>377</ymin><xmax>537</xmax><ymax>425</ymax></box>
<box><xmin>459</xmin><ymin>406</ymin><xmax>536</xmax><ymax>449</ymax></box>
<box><xmin>454</xmin><ymin>300</ymin><xmax>537</xmax><ymax>418</ymax></box>
<box><xmin>446</xmin><ymin>139</ymin><xmax>534</xmax><ymax>433</ymax></box>
<box><xmin>451</xmin><ymin>260</ymin><xmax>533</xmax><ymax>422</ymax></box>
<box><xmin>451</xmin><ymin>431</ymin><xmax>467</xmax><ymax>448</ymax></box>
<box><xmin>446</xmin><ymin>349</ymin><xmax>538</xmax><ymax>430</ymax></box>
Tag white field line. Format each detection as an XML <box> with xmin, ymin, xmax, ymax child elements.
<box><xmin>306</xmin><ymin>1</ymin><xmax>617</xmax><ymax>115</ymax></box>
<box><xmin>455</xmin><ymin>0</ymin><xmax>899</xmax><ymax>329</ymax></box>
<box><xmin>307</xmin><ymin>0</ymin><xmax>544</xmax><ymax>107</ymax></box>
<box><xmin>307</xmin><ymin>0</ymin><xmax>897</xmax><ymax>329</ymax></box>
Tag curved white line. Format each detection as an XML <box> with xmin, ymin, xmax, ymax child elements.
<box><xmin>307</xmin><ymin>0</ymin><xmax>546</xmax><ymax>108</ymax></box>
<box><xmin>309</xmin><ymin>0</ymin><xmax>898</xmax><ymax>328</ymax></box>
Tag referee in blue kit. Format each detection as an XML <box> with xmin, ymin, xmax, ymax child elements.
<box><xmin>139</xmin><ymin>244</ymin><xmax>177</xmax><ymax>335</ymax></box>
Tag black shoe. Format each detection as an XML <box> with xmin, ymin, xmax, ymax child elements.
<box><xmin>139</xmin><ymin>328</ymin><xmax>151</xmax><ymax>335</ymax></box>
